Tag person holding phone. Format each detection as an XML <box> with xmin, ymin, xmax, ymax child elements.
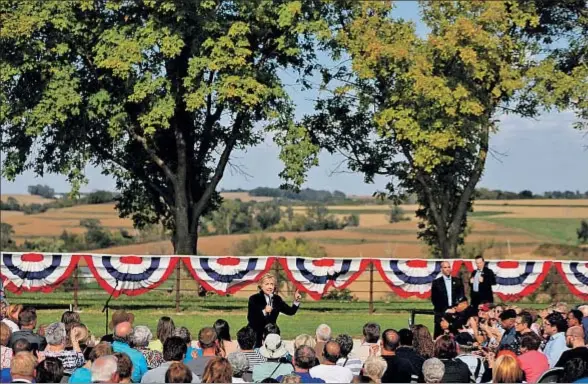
<box><xmin>247</xmin><ymin>274</ymin><xmax>302</xmax><ymax>348</ymax></box>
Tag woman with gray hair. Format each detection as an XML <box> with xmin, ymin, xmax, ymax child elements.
<box><xmin>132</xmin><ymin>325</ymin><xmax>164</xmax><ymax>369</ymax></box>
<box><xmin>39</xmin><ymin>322</ymin><xmax>85</xmax><ymax>375</ymax></box>
<box><xmin>228</xmin><ymin>351</ymin><xmax>252</xmax><ymax>383</ymax></box>
<box><xmin>422</xmin><ymin>358</ymin><xmax>445</xmax><ymax>383</ymax></box>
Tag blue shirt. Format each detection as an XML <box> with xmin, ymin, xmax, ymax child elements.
<box><xmin>277</xmin><ymin>372</ymin><xmax>325</xmax><ymax>383</ymax></box>
<box><xmin>184</xmin><ymin>347</ymin><xmax>202</xmax><ymax>363</ymax></box>
<box><xmin>543</xmin><ymin>332</ymin><xmax>569</xmax><ymax>368</ymax></box>
<box><xmin>582</xmin><ymin>317</ymin><xmax>588</xmax><ymax>344</ymax></box>
<box><xmin>112</xmin><ymin>341</ymin><xmax>148</xmax><ymax>382</ymax></box>
<box><xmin>0</xmin><ymin>368</ymin><xmax>11</xmax><ymax>383</ymax></box>
<box><xmin>444</xmin><ymin>276</ymin><xmax>452</xmax><ymax>306</ymax></box>
<box><xmin>69</xmin><ymin>367</ymin><xmax>91</xmax><ymax>383</ymax></box>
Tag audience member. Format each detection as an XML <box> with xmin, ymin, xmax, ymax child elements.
<box><xmin>35</xmin><ymin>357</ymin><xmax>64</xmax><ymax>384</ymax></box>
<box><xmin>361</xmin><ymin>356</ymin><xmax>387</xmax><ymax>384</ymax></box>
<box><xmin>396</xmin><ymin>328</ymin><xmax>425</xmax><ymax>381</ymax></box>
<box><xmin>113</xmin><ymin>352</ymin><xmax>133</xmax><ymax>384</ymax></box>
<box><xmin>515</xmin><ymin>311</ymin><xmax>533</xmax><ymax>336</ymax></box>
<box><xmin>277</xmin><ymin>345</ymin><xmax>324</xmax><ymax>383</ymax></box>
<box><xmin>433</xmin><ymin>335</ymin><xmax>471</xmax><ymax>383</ymax></box>
<box><xmin>555</xmin><ymin>325</ymin><xmax>588</xmax><ymax>368</ymax></box>
<box><xmin>60</xmin><ymin>311</ymin><xmax>80</xmax><ymax>328</ymax></box>
<box><xmin>132</xmin><ymin>325</ymin><xmax>164</xmax><ymax>369</ymax></box>
<box><xmin>357</xmin><ymin>323</ymin><xmax>380</xmax><ymax>362</ymax></box>
<box><xmin>174</xmin><ymin>326</ymin><xmax>197</xmax><ymax>363</ymax></box>
<box><xmin>9</xmin><ymin>307</ymin><xmax>46</xmax><ymax>351</ymax></box>
<box><xmin>100</xmin><ymin>310</ymin><xmax>134</xmax><ymax>343</ymax></box>
<box><xmin>543</xmin><ymin>312</ymin><xmax>569</xmax><ymax>367</ymax></box>
<box><xmin>568</xmin><ymin>310</ymin><xmax>583</xmax><ymax>328</ymax></box>
<box><xmin>201</xmin><ymin>357</ymin><xmax>233</xmax><ymax>384</ymax></box>
<box><xmin>379</xmin><ymin>329</ymin><xmax>415</xmax><ymax>384</ymax></box>
<box><xmin>237</xmin><ymin>326</ymin><xmax>266</xmax><ymax>369</ymax></box>
<box><xmin>314</xmin><ymin>324</ymin><xmax>331</xmax><ymax>364</ymax></box>
<box><xmin>38</xmin><ymin>322</ymin><xmax>85</xmax><ymax>375</ymax></box>
<box><xmin>422</xmin><ymin>358</ymin><xmax>445</xmax><ymax>384</ymax></box>
<box><xmin>578</xmin><ymin>305</ymin><xmax>588</xmax><ymax>344</ymax></box>
<box><xmin>150</xmin><ymin>316</ymin><xmax>175</xmax><ymax>352</ymax></box>
<box><xmin>214</xmin><ymin>319</ymin><xmax>238</xmax><ymax>357</ymax></box>
<box><xmin>2</xmin><ymin>304</ymin><xmax>22</xmax><ymax>333</ymax></box>
<box><xmin>293</xmin><ymin>334</ymin><xmax>316</xmax><ymax>350</ymax></box>
<box><xmin>498</xmin><ymin>309</ymin><xmax>518</xmax><ymax>352</ymax></box>
<box><xmin>281</xmin><ymin>374</ymin><xmax>302</xmax><ymax>383</ymax></box>
<box><xmin>69</xmin><ymin>342</ymin><xmax>113</xmax><ymax>384</ymax></box>
<box><xmin>308</xmin><ymin>341</ymin><xmax>352</xmax><ymax>383</ymax></box>
<box><xmin>112</xmin><ymin>321</ymin><xmax>148</xmax><ymax>382</ymax></box>
<box><xmin>492</xmin><ymin>354</ymin><xmax>523</xmax><ymax>383</ymax></box>
<box><xmin>165</xmin><ymin>361</ymin><xmax>194</xmax><ymax>383</ymax></box>
<box><xmin>335</xmin><ymin>334</ymin><xmax>362</xmax><ymax>377</ymax></box>
<box><xmin>561</xmin><ymin>357</ymin><xmax>588</xmax><ymax>384</ymax></box>
<box><xmin>454</xmin><ymin>332</ymin><xmax>484</xmax><ymax>383</ymax></box>
<box><xmin>411</xmin><ymin>325</ymin><xmax>435</xmax><ymax>359</ymax></box>
<box><xmin>517</xmin><ymin>332</ymin><xmax>549</xmax><ymax>383</ymax></box>
<box><xmin>91</xmin><ymin>355</ymin><xmax>119</xmax><ymax>383</ymax></box>
<box><xmin>1</xmin><ymin>322</ymin><xmax>13</xmax><ymax>370</ymax></box>
<box><xmin>262</xmin><ymin>323</ymin><xmax>281</xmax><ymax>344</ymax></box>
<box><xmin>10</xmin><ymin>352</ymin><xmax>37</xmax><ymax>384</ymax></box>
<box><xmin>227</xmin><ymin>351</ymin><xmax>252</xmax><ymax>383</ymax></box>
<box><xmin>141</xmin><ymin>336</ymin><xmax>200</xmax><ymax>383</ymax></box>
<box><xmin>253</xmin><ymin>334</ymin><xmax>294</xmax><ymax>382</ymax></box>
<box><xmin>186</xmin><ymin>327</ymin><xmax>220</xmax><ymax>378</ymax></box>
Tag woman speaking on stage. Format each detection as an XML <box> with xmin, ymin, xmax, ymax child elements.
<box><xmin>247</xmin><ymin>273</ymin><xmax>302</xmax><ymax>347</ymax></box>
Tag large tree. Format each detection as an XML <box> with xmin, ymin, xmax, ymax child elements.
<box><xmin>0</xmin><ymin>0</ymin><xmax>327</xmax><ymax>254</ymax></box>
<box><xmin>276</xmin><ymin>1</ymin><xmax>587</xmax><ymax>258</ymax></box>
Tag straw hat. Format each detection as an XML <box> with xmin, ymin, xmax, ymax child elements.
<box><xmin>259</xmin><ymin>334</ymin><xmax>288</xmax><ymax>359</ymax></box>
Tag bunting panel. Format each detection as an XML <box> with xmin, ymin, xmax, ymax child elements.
<box><xmin>278</xmin><ymin>257</ymin><xmax>368</xmax><ymax>300</ymax></box>
<box><xmin>374</xmin><ymin>259</ymin><xmax>463</xmax><ymax>298</ymax></box>
<box><xmin>182</xmin><ymin>256</ymin><xmax>275</xmax><ymax>295</ymax></box>
<box><xmin>0</xmin><ymin>252</ymin><xmax>80</xmax><ymax>293</ymax></box>
<box><xmin>554</xmin><ymin>261</ymin><xmax>588</xmax><ymax>300</ymax></box>
<box><xmin>84</xmin><ymin>255</ymin><xmax>178</xmax><ymax>296</ymax></box>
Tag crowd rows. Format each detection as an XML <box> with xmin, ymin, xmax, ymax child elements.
<box><xmin>1</xmin><ymin>300</ymin><xmax>588</xmax><ymax>383</ymax></box>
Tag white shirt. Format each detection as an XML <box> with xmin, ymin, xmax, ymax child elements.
<box><xmin>310</xmin><ymin>364</ymin><xmax>354</xmax><ymax>383</ymax></box>
<box><xmin>444</xmin><ymin>276</ymin><xmax>452</xmax><ymax>306</ymax></box>
<box><xmin>1</xmin><ymin>318</ymin><xmax>19</xmax><ymax>333</ymax></box>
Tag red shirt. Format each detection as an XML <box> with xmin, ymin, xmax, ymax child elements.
<box><xmin>518</xmin><ymin>350</ymin><xmax>549</xmax><ymax>383</ymax></box>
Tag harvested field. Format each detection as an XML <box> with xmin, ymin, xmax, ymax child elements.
<box><xmin>476</xmin><ymin>199</ymin><xmax>588</xmax><ymax>206</ymax></box>
<box><xmin>0</xmin><ymin>194</ymin><xmax>56</xmax><ymax>204</ymax></box>
<box><xmin>220</xmin><ymin>192</ymin><xmax>273</xmax><ymax>202</ymax></box>
<box><xmin>0</xmin><ymin>210</ymin><xmax>24</xmax><ymax>218</ymax></box>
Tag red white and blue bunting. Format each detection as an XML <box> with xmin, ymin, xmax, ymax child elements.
<box><xmin>83</xmin><ymin>255</ymin><xmax>179</xmax><ymax>297</ymax></box>
<box><xmin>182</xmin><ymin>256</ymin><xmax>275</xmax><ymax>295</ymax></box>
<box><xmin>374</xmin><ymin>259</ymin><xmax>463</xmax><ymax>298</ymax></box>
<box><xmin>278</xmin><ymin>257</ymin><xmax>368</xmax><ymax>300</ymax></box>
<box><xmin>555</xmin><ymin>261</ymin><xmax>588</xmax><ymax>300</ymax></box>
<box><xmin>1</xmin><ymin>252</ymin><xmax>587</xmax><ymax>300</ymax></box>
<box><xmin>464</xmin><ymin>260</ymin><xmax>552</xmax><ymax>301</ymax></box>
<box><xmin>0</xmin><ymin>253</ymin><xmax>80</xmax><ymax>293</ymax></box>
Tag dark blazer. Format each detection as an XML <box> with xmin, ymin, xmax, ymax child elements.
<box><xmin>247</xmin><ymin>292</ymin><xmax>299</xmax><ymax>347</ymax></box>
<box><xmin>431</xmin><ymin>276</ymin><xmax>464</xmax><ymax>314</ymax></box>
<box><xmin>469</xmin><ymin>266</ymin><xmax>497</xmax><ymax>303</ymax></box>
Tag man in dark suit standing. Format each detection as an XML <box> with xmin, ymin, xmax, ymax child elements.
<box><xmin>469</xmin><ymin>255</ymin><xmax>496</xmax><ymax>309</ymax></box>
<box><xmin>431</xmin><ymin>261</ymin><xmax>464</xmax><ymax>338</ymax></box>
<box><xmin>247</xmin><ymin>273</ymin><xmax>302</xmax><ymax>348</ymax></box>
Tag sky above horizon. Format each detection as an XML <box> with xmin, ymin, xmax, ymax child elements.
<box><xmin>1</xmin><ymin>2</ymin><xmax>587</xmax><ymax>196</ymax></box>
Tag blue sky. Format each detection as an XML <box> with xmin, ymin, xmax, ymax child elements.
<box><xmin>1</xmin><ymin>2</ymin><xmax>587</xmax><ymax>195</ymax></box>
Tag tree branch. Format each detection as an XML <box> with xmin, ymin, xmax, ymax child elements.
<box><xmin>128</xmin><ymin>127</ymin><xmax>177</xmax><ymax>186</ymax></box>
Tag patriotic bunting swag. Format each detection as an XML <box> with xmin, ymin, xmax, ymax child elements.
<box><xmin>0</xmin><ymin>253</ymin><xmax>80</xmax><ymax>293</ymax></box>
<box><xmin>555</xmin><ymin>261</ymin><xmax>588</xmax><ymax>301</ymax></box>
<box><xmin>182</xmin><ymin>256</ymin><xmax>275</xmax><ymax>295</ymax></box>
<box><xmin>278</xmin><ymin>257</ymin><xmax>368</xmax><ymax>300</ymax></box>
<box><xmin>375</xmin><ymin>259</ymin><xmax>462</xmax><ymax>298</ymax></box>
<box><xmin>1</xmin><ymin>252</ymin><xmax>586</xmax><ymax>300</ymax></box>
<box><xmin>84</xmin><ymin>255</ymin><xmax>178</xmax><ymax>297</ymax></box>
<box><xmin>464</xmin><ymin>260</ymin><xmax>552</xmax><ymax>301</ymax></box>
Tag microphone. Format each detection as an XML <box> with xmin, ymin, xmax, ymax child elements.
<box><xmin>268</xmin><ymin>294</ymin><xmax>274</xmax><ymax>308</ymax></box>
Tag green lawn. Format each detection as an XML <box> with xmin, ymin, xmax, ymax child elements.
<box><xmin>482</xmin><ymin>218</ymin><xmax>585</xmax><ymax>244</ymax></box>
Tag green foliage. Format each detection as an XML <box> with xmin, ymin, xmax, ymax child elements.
<box><xmin>342</xmin><ymin>214</ymin><xmax>360</xmax><ymax>227</ymax></box>
<box><xmin>0</xmin><ymin>0</ymin><xmax>329</xmax><ymax>254</ymax></box>
<box><xmin>276</xmin><ymin>1</ymin><xmax>587</xmax><ymax>258</ymax></box>
<box><xmin>0</xmin><ymin>197</ymin><xmax>21</xmax><ymax>211</ymax></box>
<box><xmin>322</xmin><ymin>288</ymin><xmax>358</xmax><ymax>302</ymax></box>
<box><xmin>233</xmin><ymin>235</ymin><xmax>327</xmax><ymax>258</ymax></box>
<box><xmin>248</xmin><ymin>187</ymin><xmax>347</xmax><ymax>202</ymax></box>
<box><xmin>389</xmin><ymin>205</ymin><xmax>409</xmax><ymax>223</ymax></box>
<box><xmin>484</xmin><ymin>218</ymin><xmax>583</xmax><ymax>245</ymax></box>
<box><xmin>27</xmin><ymin>184</ymin><xmax>55</xmax><ymax>199</ymax></box>
<box><xmin>578</xmin><ymin>220</ymin><xmax>588</xmax><ymax>243</ymax></box>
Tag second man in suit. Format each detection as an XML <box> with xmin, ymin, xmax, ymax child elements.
<box><xmin>469</xmin><ymin>255</ymin><xmax>497</xmax><ymax>308</ymax></box>
<box><xmin>431</xmin><ymin>261</ymin><xmax>464</xmax><ymax>338</ymax></box>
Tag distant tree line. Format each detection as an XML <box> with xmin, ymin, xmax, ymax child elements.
<box><xmin>202</xmin><ymin>200</ymin><xmax>359</xmax><ymax>235</ymax></box>
<box><xmin>246</xmin><ymin>187</ymin><xmax>348</xmax><ymax>202</ymax></box>
<box><xmin>475</xmin><ymin>188</ymin><xmax>588</xmax><ymax>200</ymax></box>
<box><xmin>0</xmin><ymin>188</ymin><xmax>119</xmax><ymax>214</ymax></box>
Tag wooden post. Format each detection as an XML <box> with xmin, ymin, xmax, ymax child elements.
<box><xmin>369</xmin><ymin>262</ymin><xmax>374</xmax><ymax>314</ymax></box>
<box><xmin>73</xmin><ymin>265</ymin><xmax>79</xmax><ymax>311</ymax></box>
<box><xmin>175</xmin><ymin>261</ymin><xmax>181</xmax><ymax>313</ymax></box>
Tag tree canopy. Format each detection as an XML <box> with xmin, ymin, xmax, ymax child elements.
<box><xmin>1</xmin><ymin>0</ymin><xmax>328</xmax><ymax>254</ymax></box>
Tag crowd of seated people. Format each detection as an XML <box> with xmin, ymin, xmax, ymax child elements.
<box><xmin>1</xmin><ymin>298</ymin><xmax>587</xmax><ymax>383</ymax></box>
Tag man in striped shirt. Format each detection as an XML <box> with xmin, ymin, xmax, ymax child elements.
<box><xmin>237</xmin><ymin>326</ymin><xmax>266</xmax><ymax>370</ymax></box>
<box><xmin>335</xmin><ymin>334</ymin><xmax>362</xmax><ymax>377</ymax></box>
